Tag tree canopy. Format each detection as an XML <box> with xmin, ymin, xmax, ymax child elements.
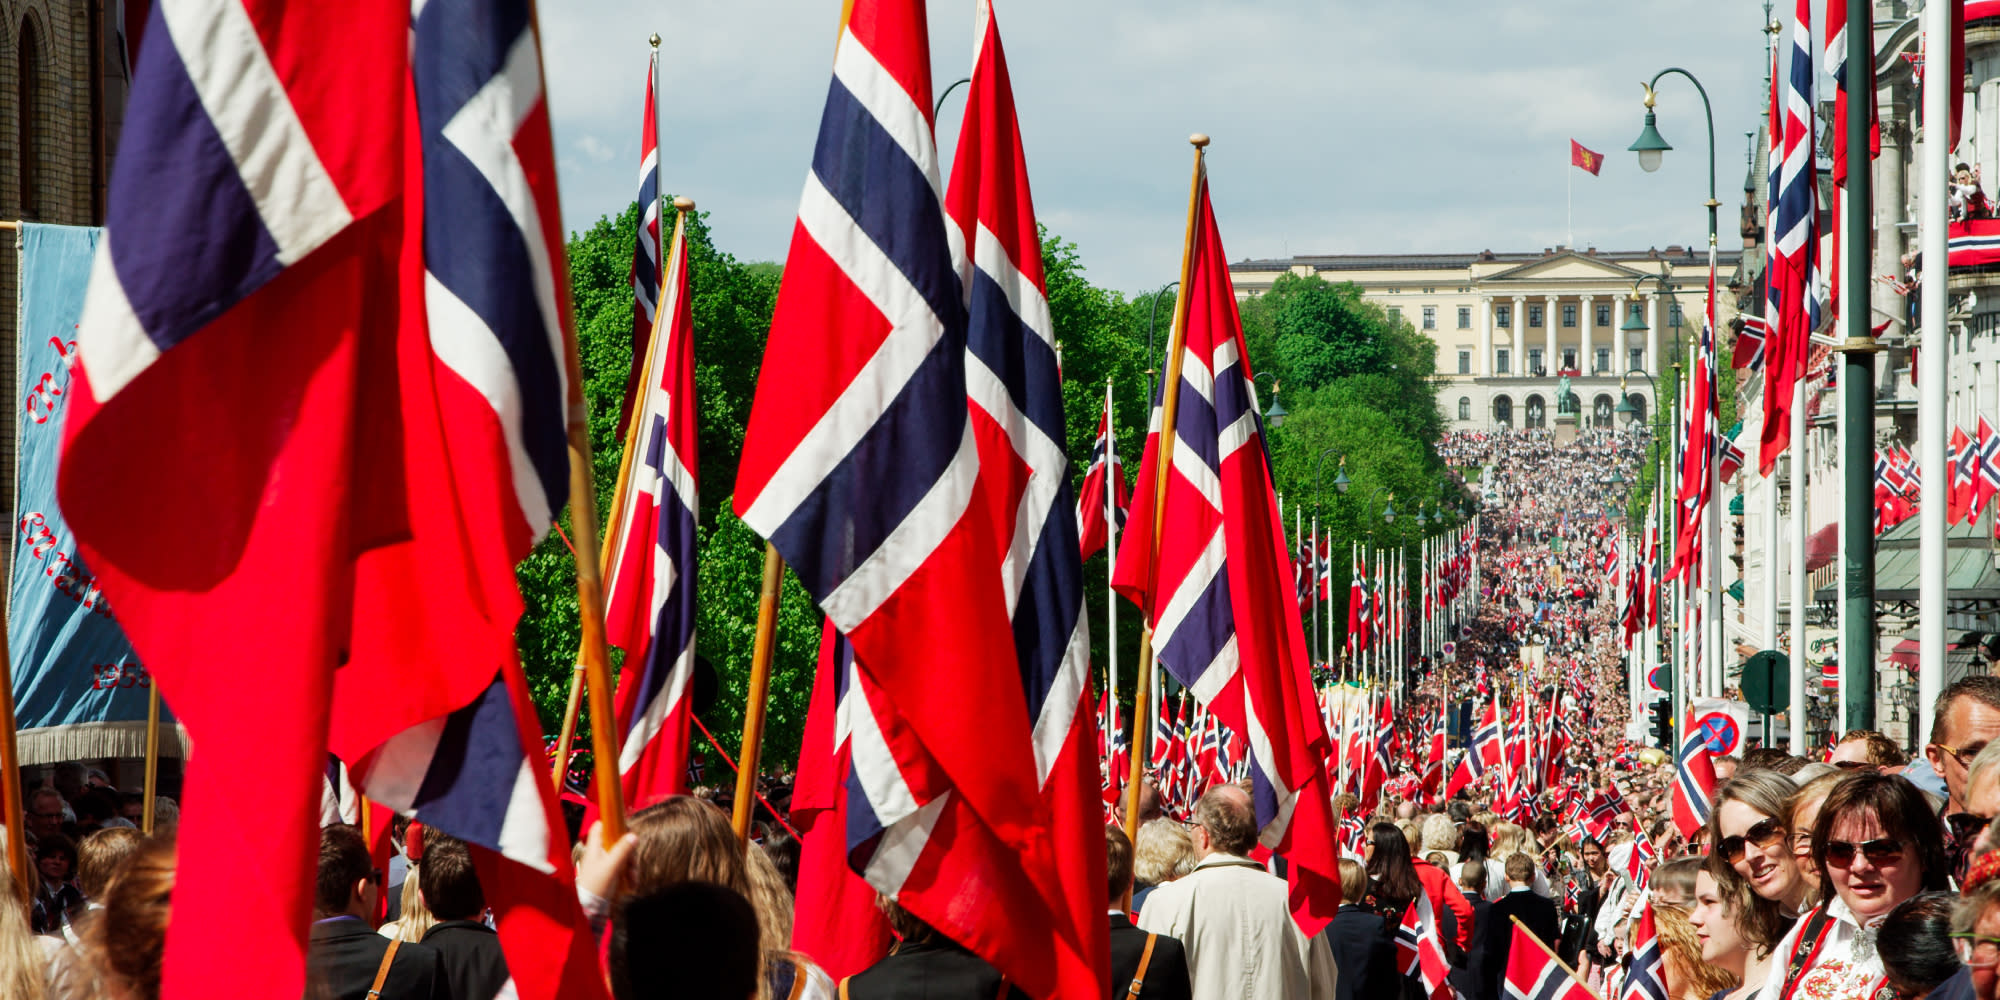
<box><xmin>518</xmin><ymin>205</ymin><xmax>1468</xmax><ymax>777</ymax></box>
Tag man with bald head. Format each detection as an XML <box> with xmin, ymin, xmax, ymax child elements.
<box><xmin>1135</xmin><ymin>784</ymin><xmax>1337</xmax><ymax>999</ymax></box>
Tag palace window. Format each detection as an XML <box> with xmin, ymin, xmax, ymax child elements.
<box><xmin>1458</xmin><ymin>350</ymin><xmax>1472</xmax><ymax>374</ymax></box>
<box><xmin>1422</xmin><ymin>306</ymin><xmax>1436</xmax><ymax>330</ymax></box>
<box><xmin>1563</xmin><ymin>304</ymin><xmax>1578</xmax><ymax>328</ymax></box>
<box><xmin>1529</xmin><ymin>304</ymin><xmax>1544</xmax><ymax>327</ymax></box>
<box><xmin>1595</xmin><ymin>304</ymin><xmax>1612</xmax><ymax>327</ymax></box>
<box><xmin>1496</xmin><ymin>305</ymin><xmax>1512</xmax><ymax>327</ymax></box>
<box><xmin>1458</xmin><ymin>306</ymin><xmax>1472</xmax><ymax>329</ymax></box>
<box><xmin>1496</xmin><ymin>349</ymin><xmax>1511</xmax><ymax>374</ymax></box>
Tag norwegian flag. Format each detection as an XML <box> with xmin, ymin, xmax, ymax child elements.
<box><xmin>734</xmin><ymin>1</ymin><xmax>1082</xmax><ymax>993</ymax></box>
<box><xmin>1504</xmin><ymin>921</ymin><xmax>1594</xmax><ymax>1000</ymax></box>
<box><xmin>1732</xmin><ymin>314</ymin><xmax>1768</xmax><ymax>371</ymax></box>
<box><xmin>1718</xmin><ymin>423</ymin><xmax>1746</xmax><ymax>483</ymax></box>
<box><xmin>1151</xmin><ymin>686</ymin><xmax>1176</xmax><ymax>773</ymax></box>
<box><xmin>1761</xmin><ymin>0</ymin><xmax>1821</xmax><ymax>475</ymax></box>
<box><xmin>603</xmin><ymin>203</ymin><xmax>699</xmax><ymax>809</ymax></box>
<box><xmin>1396</xmin><ymin>890</ymin><xmax>1454</xmax><ymax>999</ymax></box>
<box><xmin>1349</xmin><ymin>546</ymin><xmax>1370</xmax><ymax>656</ymax></box>
<box><xmin>1978</xmin><ymin>418</ymin><xmax>2000</xmax><ymax>516</ymax></box>
<box><xmin>622</xmin><ymin>54</ymin><xmax>663</xmax><ymax>425</ymax></box>
<box><xmin>943</xmin><ymin>0</ymin><xmax>1106</xmax><ymax>990</ymax></box>
<box><xmin>1077</xmin><ymin>383</ymin><xmax>1128</xmax><ymax>559</ymax></box>
<box><xmin>1824</xmin><ymin>0</ymin><xmax>1880</xmax><ymax>189</ymax></box>
<box><xmin>790</xmin><ymin>628</ymin><xmax>895</xmax><ymax>979</ymax></box>
<box><xmin>1952</xmin><ymin>427</ymin><xmax>1976</xmax><ymax>525</ymax></box>
<box><xmin>1672</xmin><ymin>286</ymin><xmax>1718</xmax><ymax>581</ymax></box>
<box><xmin>1621</xmin><ymin>901</ymin><xmax>1670</xmax><ymax>1000</ymax></box>
<box><xmin>1317</xmin><ymin>540</ymin><xmax>1334</xmax><ymax>601</ymax></box>
<box><xmin>1294</xmin><ymin>539</ymin><xmax>1312</xmax><ymax>612</ymax></box>
<box><xmin>60</xmin><ymin>2</ymin><xmax>606</xmax><ymax>998</ymax></box>
<box><xmin>1671</xmin><ymin>711</ymin><xmax>1718</xmax><ymax>838</ymax></box>
<box><xmin>1111</xmin><ymin>152</ymin><xmax>1343</xmax><ymax>934</ymax></box>
<box><xmin>1338</xmin><ymin>814</ymin><xmax>1369</xmax><ymax>855</ymax></box>
<box><xmin>1447</xmin><ymin>702</ymin><xmax>1501</xmax><ymax>798</ymax></box>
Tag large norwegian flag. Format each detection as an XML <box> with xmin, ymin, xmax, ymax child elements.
<box><xmin>1077</xmin><ymin>382</ymin><xmax>1129</xmax><ymax>559</ymax></box>
<box><xmin>944</xmin><ymin>0</ymin><xmax>1107</xmax><ymax>991</ymax></box>
<box><xmin>1445</xmin><ymin>702</ymin><xmax>1501</xmax><ymax>798</ymax></box>
<box><xmin>622</xmin><ymin>55</ymin><xmax>662</xmax><ymax>425</ymax></box>
<box><xmin>733</xmin><ymin>1</ymin><xmax>1072</xmax><ymax>993</ymax></box>
<box><xmin>1761</xmin><ymin>0</ymin><xmax>1820</xmax><ymax>474</ymax></box>
<box><xmin>1112</xmin><ymin>155</ymin><xmax>1343</xmax><ymax>934</ymax></box>
<box><xmin>1977</xmin><ymin>417</ymin><xmax>2000</xmax><ymax>515</ymax></box>
<box><xmin>603</xmin><ymin>203</ymin><xmax>699</xmax><ymax>808</ymax></box>
<box><xmin>59</xmin><ymin>2</ymin><xmax>605</xmax><ymax>999</ymax></box>
<box><xmin>1671</xmin><ymin>711</ymin><xmax>1718</xmax><ymax>838</ymax></box>
<box><xmin>1672</xmin><ymin>286</ymin><xmax>1718</xmax><ymax>581</ymax></box>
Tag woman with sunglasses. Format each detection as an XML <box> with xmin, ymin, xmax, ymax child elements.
<box><xmin>1763</xmin><ymin>772</ymin><xmax>1950</xmax><ymax>1000</ymax></box>
<box><xmin>1785</xmin><ymin>770</ymin><xmax>1850</xmax><ymax>897</ymax></box>
<box><xmin>1708</xmin><ymin>772</ymin><xmax>1812</xmax><ymax>922</ymax></box>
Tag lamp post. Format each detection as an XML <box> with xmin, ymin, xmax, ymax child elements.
<box><xmin>1253</xmin><ymin>372</ymin><xmax>1288</xmax><ymax>429</ymax></box>
<box><xmin>1145</xmin><ymin>281</ymin><xmax>1179</xmax><ymax>399</ymax></box>
<box><xmin>1631</xmin><ymin>66</ymin><xmax>1721</xmax><ymax>702</ymax></box>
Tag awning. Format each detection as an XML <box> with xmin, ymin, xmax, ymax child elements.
<box><xmin>1813</xmin><ymin>510</ymin><xmax>2000</xmax><ymax>607</ymax></box>
<box><xmin>1888</xmin><ymin>635</ymin><xmax>1920</xmax><ymax>668</ymax></box>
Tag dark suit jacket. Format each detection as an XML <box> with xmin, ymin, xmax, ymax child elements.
<box><xmin>420</xmin><ymin>920</ymin><xmax>509</xmax><ymax>1000</ymax></box>
<box><xmin>1323</xmin><ymin>904</ymin><xmax>1394</xmax><ymax>1000</ymax></box>
<box><xmin>1109</xmin><ymin>913</ymin><xmax>1191</xmax><ymax>1000</ymax></box>
<box><xmin>1483</xmin><ymin>889</ymin><xmax>1561</xmax><ymax>1000</ymax></box>
<box><xmin>843</xmin><ymin>937</ymin><xmax>1031</xmax><ymax>1000</ymax></box>
<box><xmin>306</xmin><ymin>917</ymin><xmax>446</xmax><ymax>1000</ymax></box>
<box><xmin>1449</xmin><ymin>896</ymin><xmax>1492</xmax><ymax>1000</ymax></box>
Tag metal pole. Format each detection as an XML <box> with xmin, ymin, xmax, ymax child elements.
<box><xmin>1788</xmin><ymin>382</ymin><xmax>1808</xmax><ymax>750</ymax></box>
<box><xmin>1917</xmin><ymin>0</ymin><xmax>1950</xmax><ymax>742</ymax></box>
<box><xmin>1840</xmin><ymin>0</ymin><xmax>1880</xmax><ymax>729</ymax></box>
<box><xmin>1105</xmin><ymin>379</ymin><xmax>1120</xmax><ymax>759</ymax></box>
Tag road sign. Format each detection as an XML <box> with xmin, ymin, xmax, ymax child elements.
<box><xmin>1740</xmin><ymin>650</ymin><xmax>1790</xmax><ymax>716</ymax></box>
<box><xmin>1694</xmin><ymin>712</ymin><xmax>1741</xmax><ymax>755</ymax></box>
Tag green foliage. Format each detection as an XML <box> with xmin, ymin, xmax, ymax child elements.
<box><xmin>516</xmin><ymin>204</ymin><xmax>1467</xmax><ymax>772</ymax></box>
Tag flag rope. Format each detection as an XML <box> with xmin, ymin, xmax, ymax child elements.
<box><xmin>686</xmin><ymin>713</ymin><xmax>801</xmax><ymax>841</ymax></box>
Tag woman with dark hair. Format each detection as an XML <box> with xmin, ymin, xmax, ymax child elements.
<box><xmin>1456</xmin><ymin>821</ymin><xmax>1503</xmax><ymax>902</ymax></box>
<box><xmin>1363</xmin><ymin>823</ymin><xmax>1424</xmax><ymax>921</ymax></box>
<box><xmin>1878</xmin><ymin>893</ymin><xmax>1963</xmax><ymax>1000</ymax></box>
<box><xmin>1760</xmin><ymin>772</ymin><xmax>1950</xmax><ymax>999</ymax></box>
<box><xmin>30</xmin><ymin>833</ymin><xmax>83</xmax><ymax>935</ymax></box>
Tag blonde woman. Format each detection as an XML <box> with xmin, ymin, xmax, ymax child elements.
<box><xmin>1132</xmin><ymin>818</ymin><xmax>1195</xmax><ymax>915</ymax></box>
<box><xmin>1655</xmin><ymin>904</ymin><xmax>1738</xmax><ymax>1000</ymax></box>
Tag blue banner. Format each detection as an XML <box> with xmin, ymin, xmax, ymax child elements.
<box><xmin>10</xmin><ymin>223</ymin><xmax>176</xmax><ymax>762</ymax></box>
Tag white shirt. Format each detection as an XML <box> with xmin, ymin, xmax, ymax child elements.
<box><xmin>1756</xmin><ymin>897</ymin><xmax>1885</xmax><ymax>1000</ymax></box>
<box><xmin>1135</xmin><ymin>854</ymin><xmax>1338</xmax><ymax>1000</ymax></box>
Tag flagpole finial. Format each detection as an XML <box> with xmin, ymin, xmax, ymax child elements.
<box><xmin>673</xmin><ymin>196</ymin><xmax>695</xmax><ymax>211</ymax></box>
<box><xmin>1189</xmin><ymin>133</ymin><xmax>1210</xmax><ymax>148</ymax></box>
<box><xmin>649</xmin><ymin>33</ymin><xmax>661</xmax><ymax>48</ymax></box>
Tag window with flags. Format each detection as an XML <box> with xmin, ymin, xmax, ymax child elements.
<box><xmin>1563</xmin><ymin>304</ymin><xmax>1578</xmax><ymax>327</ymax></box>
<box><xmin>1563</xmin><ymin>349</ymin><xmax>1577</xmax><ymax>370</ymax></box>
<box><xmin>1458</xmin><ymin>306</ymin><xmax>1472</xmax><ymax>329</ymax></box>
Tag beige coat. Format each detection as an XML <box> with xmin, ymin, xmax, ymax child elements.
<box><xmin>1135</xmin><ymin>854</ymin><xmax>1339</xmax><ymax>1000</ymax></box>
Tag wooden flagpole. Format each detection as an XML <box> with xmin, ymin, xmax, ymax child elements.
<box><xmin>1124</xmin><ymin>134</ymin><xmax>1208</xmax><ymax>869</ymax></box>
<box><xmin>730</xmin><ymin>544</ymin><xmax>783</xmax><ymax>840</ymax></box>
<box><xmin>1510</xmin><ymin>914</ymin><xmax>1605</xmax><ymax>1000</ymax></box>
<box><xmin>141</xmin><ymin>684</ymin><xmax>160</xmax><ymax>833</ymax></box>
<box><xmin>550</xmin><ymin>44</ymin><xmax>673</xmax><ymax>791</ymax></box>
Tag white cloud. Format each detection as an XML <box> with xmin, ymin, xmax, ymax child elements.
<box><xmin>542</xmin><ymin>1</ymin><xmax>1773</xmax><ymax>294</ymax></box>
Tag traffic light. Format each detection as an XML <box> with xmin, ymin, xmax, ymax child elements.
<box><xmin>1650</xmin><ymin>698</ymin><xmax>1674</xmax><ymax>749</ymax></box>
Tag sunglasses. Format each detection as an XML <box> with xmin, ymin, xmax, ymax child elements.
<box><xmin>1949</xmin><ymin>813</ymin><xmax>1993</xmax><ymax>843</ymax></box>
<box><xmin>1824</xmin><ymin>839</ymin><xmax>1906</xmax><ymax>868</ymax></box>
<box><xmin>1717</xmin><ymin>818</ymin><xmax>1788</xmax><ymax>864</ymax></box>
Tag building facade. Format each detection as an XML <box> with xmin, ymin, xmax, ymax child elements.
<box><xmin>1230</xmin><ymin>246</ymin><xmax>1743</xmax><ymax>433</ymax></box>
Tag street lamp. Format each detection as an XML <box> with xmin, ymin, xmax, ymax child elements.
<box><xmin>1332</xmin><ymin>459</ymin><xmax>1352</xmax><ymax>495</ymax></box>
<box><xmin>1253</xmin><ymin>372</ymin><xmax>1288</xmax><ymax>429</ymax></box>
<box><xmin>1144</xmin><ymin>280</ymin><xmax>1180</xmax><ymax>392</ymax></box>
<box><xmin>1628</xmin><ymin>108</ymin><xmax>1671</xmax><ymax>173</ymax></box>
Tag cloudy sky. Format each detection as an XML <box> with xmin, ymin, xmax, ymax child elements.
<box><xmin>542</xmin><ymin>2</ymin><xmax>1776</xmax><ymax>296</ymax></box>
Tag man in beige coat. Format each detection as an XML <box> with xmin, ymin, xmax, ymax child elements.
<box><xmin>1136</xmin><ymin>784</ymin><xmax>1339</xmax><ymax>1000</ymax></box>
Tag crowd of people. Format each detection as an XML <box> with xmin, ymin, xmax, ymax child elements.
<box><xmin>18</xmin><ymin>431</ymin><xmax>2000</xmax><ymax>1000</ymax></box>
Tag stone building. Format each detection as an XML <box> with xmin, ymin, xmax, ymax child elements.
<box><xmin>1230</xmin><ymin>246</ymin><xmax>1743</xmax><ymax>434</ymax></box>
